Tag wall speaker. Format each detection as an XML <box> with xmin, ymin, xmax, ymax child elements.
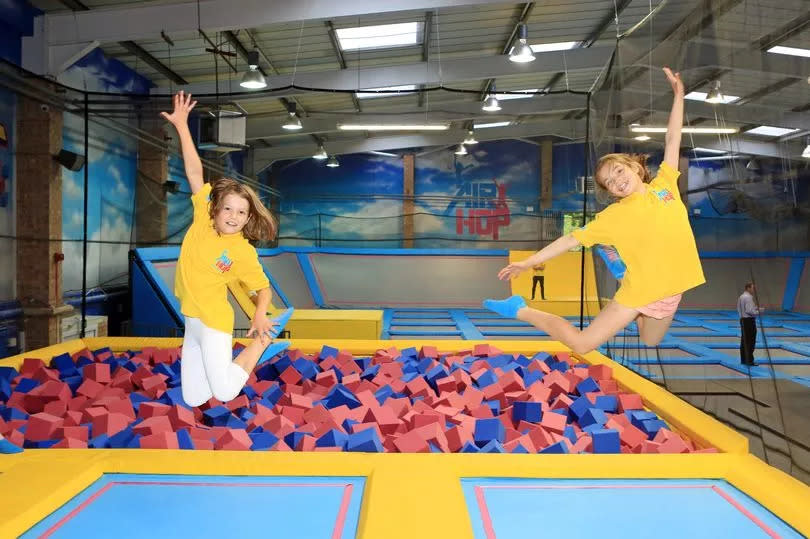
<box><xmin>54</xmin><ymin>149</ymin><xmax>86</xmax><ymax>172</ymax></box>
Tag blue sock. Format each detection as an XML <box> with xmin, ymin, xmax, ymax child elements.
<box><xmin>482</xmin><ymin>295</ymin><xmax>527</xmax><ymax>319</ymax></box>
<box><xmin>270</xmin><ymin>307</ymin><xmax>294</xmax><ymax>338</ymax></box>
<box><xmin>0</xmin><ymin>437</ymin><xmax>23</xmax><ymax>454</ymax></box>
<box><xmin>256</xmin><ymin>340</ymin><xmax>291</xmax><ymax>367</ymax></box>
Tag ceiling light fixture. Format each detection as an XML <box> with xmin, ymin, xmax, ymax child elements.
<box><xmin>282</xmin><ymin>103</ymin><xmax>302</xmax><ymax>130</ymax></box>
<box><xmin>313</xmin><ymin>145</ymin><xmax>328</xmax><ymax>160</ymax></box>
<box><xmin>630</xmin><ymin>125</ymin><xmax>738</xmax><ymax>134</ymax></box>
<box><xmin>463</xmin><ymin>130</ymin><xmax>478</xmax><ymax>144</ymax></box>
<box><xmin>337</xmin><ymin>124</ymin><xmax>448</xmax><ymax>131</ymax></box>
<box><xmin>240</xmin><ymin>50</ymin><xmax>267</xmax><ymax>89</ymax></box>
<box><xmin>509</xmin><ymin>23</ymin><xmax>535</xmax><ymax>63</ymax></box>
<box><xmin>482</xmin><ymin>83</ymin><xmax>501</xmax><ymax>112</ymax></box>
<box><xmin>633</xmin><ymin>135</ymin><xmax>651</xmax><ymax>141</ymax></box>
<box><xmin>454</xmin><ymin>144</ymin><xmax>468</xmax><ymax>156</ymax></box>
<box><xmin>326</xmin><ymin>155</ymin><xmax>340</xmax><ymax>167</ymax></box>
<box><xmin>705</xmin><ymin>81</ymin><xmax>725</xmax><ymax>104</ymax></box>
<box><xmin>802</xmin><ymin>138</ymin><xmax>810</xmax><ymax>159</ymax></box>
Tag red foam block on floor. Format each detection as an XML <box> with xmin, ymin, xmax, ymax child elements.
<box><xmin>618</xmin><ymin>393</ymin><xmax>644</xmax><ymax>412</ymax></box>
<box><xmin>91</xmin><ymin>412</ymin><xmax>131</xmax><ymax>438</ymax></box>
<box><xmin>53</xmin><ymin>438</ymin><xmax>88</xmax><ymax>449</ymax></box>
<box><xmin>214</xmin><ymin>428</ymin><xmax>252</xmax><ymax>451</ymax></box>
<box><xmin>133</xmin><ymin>415</ymin><xmax>174</xmax><ymax>437</ymax></box>
<box><xmin>83</xmin><ymin>363</ymin><xmax>111</xmax><ymax>384</ymax></box>
<box><xmin>138</xmin><ymin>402</ymin><xmax>171</xmax><ymax>419</ymax></box>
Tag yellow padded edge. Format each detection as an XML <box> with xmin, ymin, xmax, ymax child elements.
<box><xmin>725</xmin><ymin>454</ymin><xmax>810</xmax><ymax>536</ymax></box>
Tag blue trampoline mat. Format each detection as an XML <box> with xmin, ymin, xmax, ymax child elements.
<box><xmin>462</xmin><ymin>478</ymin><xmax>800</xmax><ymax>539</ymax></box>
<box><xmin>23</xmin><ymin>474</ymin><xmax>365</xmax><ymax>539</ymax></box>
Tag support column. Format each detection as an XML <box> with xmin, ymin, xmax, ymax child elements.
<box><xmin>135</xmin><ymin>124</ymin><xmax>169</xmax><ymax>245</ymax></box>
<box><xmin>402</xmin><ymin>153</ymin><xmax>415</xmax><ymax>248</ymax></box>
<box><xmin>540</xmin><ymin>139</ymin><xmax>552</xmax><ymax>210</ymax></box>
<box><xmin>16</xmin><ymin>95</ymin><xmax>73</xmax><ymax>351</ymax></box>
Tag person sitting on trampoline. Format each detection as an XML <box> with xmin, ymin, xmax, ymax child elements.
<box><xmin>483</xmin><ymin>68</ymin><xmax>705</xmax><ymax>355</ymax></box>
<box><xmin>162</xmin><ymin>91</ymin><xmax>293</xmax><ymax>406</ymax></box>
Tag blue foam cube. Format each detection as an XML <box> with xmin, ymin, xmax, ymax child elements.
<box><xmin>401</xmin><ymin>347</ymin><xmax>418</xmax><ymax>358</ymax></box>
<box><xmin>512</xmin><ymin>401</ymin><xmax>542</xmax><ymax>423</ymax></box>
<box><xmin>319</xmin><ymin>345</ymin><xmax>339</xmax><ymax>359</ymax></box>
<box><xmin>177</xmin><ymin>429</ymin><xmax>195</xmax><ymax>450</ymax></box>
<box><xmin>0</xmin><ymin>366</ymin><xmax>19</xmax><ymax>382</ymax></box>
<box><xmin>460</xmin><ymin>441</ymin><xmax>480</xmax><ymax>453</ymax></box>
<box><xmin>316</xmin><ymin>429</ymin><xmax>348</xmax><ymax>449</ymax></box>
<box><xmin>474</xmin><ymin>418</ymin><xmax>505</xmax><ymax>445</ymax></box>
<box><xmin>539</xmin><ymin>441</ymin><xmax>569</xmax><ymax>454</ymax></box>
<box><xmin>595</xmin><ymin>395</ymin><xmax>618</xmax><ymax>413</ymax></box>
<box><xmin>641</xmin><ymin>419</ymin><xmax>668</xmax><ymax>439</ymax></box>
<box><xmin>511</xmin><ymin>443</ymin><xmax>530</xmax><ymax>454</ymax></box>
<box><xmin>50</xmin><ymin>353</ymin><xmax>77</xmax><ymax>374</ymax></box>
<box><xmin>374</xmin><ymin>385</ymin><xmax>394</xmax><ymax>405</ymax></box>
<box><xmin>323</xmin><ymin>384</ymin><xmax>362</xmax><ymax>409</ymax></box>
<box><xmin>361</xmin><ymin>364</ymin><xmax>380</xmax><ymax>381</ymax></box>
<box><xmin>576</xmin><ymin>377</ymin><xmax>600</xmax><ymax>395</ymax></box>
<box><xmin>250</xmin><ymin>431</ymin><xmax>280</xmax><ymax>451</ymax></box>
<box><xmin>346</xmin><ymin>428</ymin><xmax>383</xmax><ymax>452</ymax></box>
<box><xmin>0</xmin><ymin>378</ymin><xmax>11</xmax><ymax>401</ymax></box>
<box><xmin>108</xmin><ymin>426</ymin><xmax>135</xmax><ymax>448</ymax></box>
<box><xmin>203</xmin><ymin>406</ymin><xmax>232</xmax><ymax>427</ymax></box>
<box><xmin>563</xmin><ymin>426</ymin><xmax>578</xmax><ymax>445</ymax></box>
<box><xmin>579</xmin><ymin>408</ymin><xmax>608</xmax><ymax>428</ymax></box>
<box><xmin>15</xmin><ymin>378</ymin><xmax>40</xmax><ymax>394</ymax></box>
<box><xmin>475</xmin><ymin>370</ymin><xmax>498</xmax><ymax>389</ymax></box>
<box><xmin>479</xmin><ymin>440</ymin><xmax>506</xmax><ymax>453</ymax></box>
<box><xmin>89</xmin><ymin>434</ymin><xmax>110</xmax><ymax>449</ymax></box>
<box><xmin>569</xmin><ymin>396</ymin><xmax>592</xmax><ymax>419</ymax></box>
<box><xmin>591</xmin><ymin>429</ymin><xmax>621</xmax><ymax>453</ymax></box>
<box><xmin>293</xmin><ymin>358</ymin><xmax>319</xmax><ymax>380</ymax></box>
<box><xmin>284</xmin><ymin>431</ymin><xmax>311</xmax><ymax>450</ymax></box>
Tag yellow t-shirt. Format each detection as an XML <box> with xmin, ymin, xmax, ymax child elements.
<box><xmin>533</xmin><ymin>266</ymin><xmax>544</xmax><ymax>276</ymax></box>
<box><xmin>174</xmin><ymin>183</ymin><xmax>270</xmax><ymax>334</ymax></box>
<box><xmin>571</xmin><ymin>162</ymin><xmax>705</xmax><ymax>308</ymax></box>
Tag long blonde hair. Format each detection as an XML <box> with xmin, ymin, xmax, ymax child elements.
<box><xmin>208</xmin><ymin>178</ymin><xmax>277</xmax><ymax>242</ymax></box>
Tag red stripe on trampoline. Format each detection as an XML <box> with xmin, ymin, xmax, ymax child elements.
<box><xmin>710</xmin><ymin>485</ymin><xmax>781</xmax><ymax>538</ymax></box>
<box><xmin>473</xmin><ymin>483</ymin><xmax>783</xmax><ymax>538</ymax></box>
<box><xmin>39</xmin><ymin>481</ymin><xmax>354</xmax><ymax>539</ymax></box>
<box><xmin>474</xmin><ymin>486</ymin><xmax>497</xmax><ymax>539</ymax></box>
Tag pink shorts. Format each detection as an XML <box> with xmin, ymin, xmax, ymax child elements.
<box><xmin>637</xmin><ymin>294</ymin><xmax>682</xmax><ymax>319</ymax></box>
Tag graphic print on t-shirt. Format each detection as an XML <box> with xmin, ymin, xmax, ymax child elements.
<box><xmin>652</xmin><ymin>188</ymin><xmax>675</xmax><ymax>203</ymax></box>
<box><xmin>213</xmin><ymin>249</ymin><xmax>233</xmax><ymax>274</ymax></box>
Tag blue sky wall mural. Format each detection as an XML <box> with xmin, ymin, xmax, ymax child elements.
<box><xmin>0</xmin><ymin>88</ymin><xmax>15</xmax><ymax>301</ymax></box>
<box><xmin>58</xmin><ymin>48</ymin><xmax>151</xmax><ymax>294</ymax></box>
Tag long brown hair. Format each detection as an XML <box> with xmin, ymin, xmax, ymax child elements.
<box><xmin>208</xmin><ymin>178</ymin><xmax>277</xmax><ymax>242</ymax></box>
<box><xmin>594</xmin><ymin>153</ymin><xmax>652</xmax><ymax>202</ymax></box>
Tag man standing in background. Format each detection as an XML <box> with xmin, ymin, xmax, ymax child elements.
<box><xmin>531</xmin><ymin>263</ymin><xmax>546</xmax><ymax>300</ymax></box>
<box><xmin>737</xmin><ymin>282</ymin><xmax>761</xmax><ymax>366</ymax></box>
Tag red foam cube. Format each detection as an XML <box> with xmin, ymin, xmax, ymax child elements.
<box><xmin>53</xmin><ymin>438</ymin><xmax>88</xmax><ymax>449</ymax></box>
<box><xmin>138</xmin><ymin>402</ymin><xmax>171</xmax><ymax>419</ymax></box>
<box><xmin>58</xmin><ymin>425</ymin><xmax>90</xmax><ymax>442</ymax></box>
<box><xmin>83</xmin><ymin>363</ymin><xmax>111</xmax><ymax>384</ymax></box>
<box><xmin>617</xmin><ymin>393</ymin><xmax>644</xmax><ymax>412</ymax></box>
<box><xmin>25</xmin><ymin>412</ymin><xmax>63</xmax><ymax>442</ymax></box>
<box><xmin>91</xmin><ymin>412</ymin><xmax>131</xmax><ymax>438</ymax></box>
<box><xmin>140</xmin><ymin>431</ymin><xmax>180</xmax><ymax>449</ymax></box>
<box><xmin>540</xmin><ymin>411</ymin><xmax>567</xmax><ymax>434</ymax></box>
<box><xmin>133</xmin><ymin>415</ymin><xmax>173</xmax><ymax>437</ymax></box>
<box><xmin>214</xmin><ymin>429</ymin><xmax>252</xmax><ymax>451</ymax></box>
<box><xmin>76</xmin><ymin>378</ymin><xmax>105</xmax><ymax>399</ymax></box>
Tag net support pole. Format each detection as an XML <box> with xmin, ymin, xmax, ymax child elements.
<box><xmin>579</xmin><ymin>92</ymin><xmax>591</xmax><ymax>330</ymax></box>
<box><xmin>80</xmin><ymin>92</ymin><xmax>89</xmax><ymax>338</ymax></box>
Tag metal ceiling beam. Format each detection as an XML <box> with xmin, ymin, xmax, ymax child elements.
<box><xmin>45</xmin><ymin>0</ymin><xmax>508</xmax><ymax>46</ymax></box>
<box><xmin>325</xmin><ymin>20</ymin><xmax>361</xmax><ymax>112</ymax></box>
<box><xmin>418</xmin><ymin>10</ymin><xmax>433</xmax><ymax>108</ymax></box>
<box><xmin>253</xmin><ymin>121</ymin><xmax>587</xmax><ymax>163</ymax></box>
<box><xmin>154</xmin><ymin>44</ymin><xmax>614</xmax><ymax>97</ymax></box>
<box><xmin>52</xmin><ymin>0</ymin><xmax>188</xmax><ymax>84</ymax></box>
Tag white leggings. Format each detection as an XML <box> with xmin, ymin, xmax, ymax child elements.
<box><xmin>181</xmin><ymin>317</ymin><xmax>249</xmax><ymax>407</ymax></box>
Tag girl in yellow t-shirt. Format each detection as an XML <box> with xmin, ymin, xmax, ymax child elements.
<box><xmin>484</xmin><ymin>68</ymin><xmax>704</xmax><ymax>354</ymax></box>
<box><xmin>162</xmin><ymin>91</ymin><xmax>293</xmax><ymax>406</ymax></box>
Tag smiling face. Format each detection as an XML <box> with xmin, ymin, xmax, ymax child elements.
<box><xmin>596</xmin><ymin>159</ymin><xmax>645</xmax><ymax>199</ymax></box>
<box><xmin>213</xmin><ymin>193</ymin><xmax>250</xmax><ymax>235</ymax></box>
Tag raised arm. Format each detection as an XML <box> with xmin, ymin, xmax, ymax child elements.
<box><xmin>663</xmin><ymin>67</ymin><xmax>684</xmax><ymax>170</ymax></box>
<box><xmin>160</xmin><ymin>91</ymin><xmax>204</xmax><ymax>194</ymax></box>
<box><xmin>498</xmin><ymin>234</ymin><xmax>580</xmax><ymax>281</ymax></box>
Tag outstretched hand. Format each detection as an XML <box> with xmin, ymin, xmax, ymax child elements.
<box><xmin>246</xmin><ymin>314</ymin><xmax>279</xmax><ymax>345</ymax></box>
<box><xmin>663</xmin><ymin>67</ymin><xmax>684</xmax><ymax>96</ymax></box>
<box><xmin>497</xmin><ymin>261</ymin><xmax>529</xmax><ymax>281</ymax></box>
<box><xmin>160</xmin><ymin>90</ymin><xmax>197</xmax><ymax>127</ymax></box>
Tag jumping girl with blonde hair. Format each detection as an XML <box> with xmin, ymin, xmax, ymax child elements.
<box><xmin>162</xmin><ymin>91</ymin><xmax>293</xmax><ymax>406</ymax></box>
<box><xmin>484</xmin><ymin>68</ymin><xmax>705</xmax><ymax>354</ymax></box>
